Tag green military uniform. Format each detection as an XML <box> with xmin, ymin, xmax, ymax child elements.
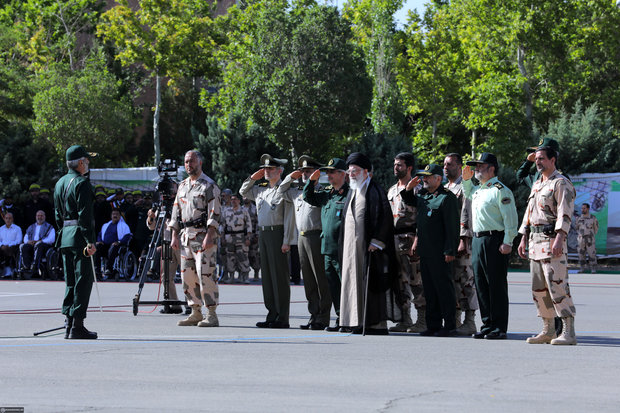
<box><xmin>54</xmin><ymin>145</ymin><xmax>98</xmax><ymax>339</ymax></box>
<box><xmin>303</xmin><ymin>158</ymin><xmax>349</xmax><ymax>327</ymax></box>
<box><xmin>239</xmin><ymin>154</ymin><xmax>295</xmax><ymax>328</ymax></box>
<box><xmin>464</xmin><ymin>154</ymin><xmax>518</xmax><ymax>337</ymax></box>
<box><xmin>402</xmin><ymin>164</ymin><xmax>460</xmax><ymax>334</ymax></box>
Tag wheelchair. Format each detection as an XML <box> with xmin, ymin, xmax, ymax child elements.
<box><xmin>100</xmin><ymin>244</ymin><xmax>137</xmax><ymax>281</ymax></box>
<box><xmin>41</xmin><ymin>247</ymin><xmax>63</xmax><ymax>280</ymax></box>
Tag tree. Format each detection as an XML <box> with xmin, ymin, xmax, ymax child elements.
<box><xmin>31</xmin><ymin>50</ymin><xmax>137</xmax><ymax>164</ymax></box>
<box><xmin>204</xmin><ymin>1</ymin><xmax>371</xmax><ymax>161</ymax></box>
<box><xmin>97</xmin><ymin>0</ymin><xmax>221</xmax><ymax>165</ymax></box>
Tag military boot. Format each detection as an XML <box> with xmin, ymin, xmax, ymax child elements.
<box><xmin>389</xmin><ymin>311</ymin><xmax>413</xmax><ymax>332</ymax></box>
<box><xmin>177</xmin><ymin>305</ymin><xmax>203</xmax><ymax>326</ymax></box>
<box><xmin>241</xmin><ymin>272</ymin><xmax>250</xmax><ymax>284</ymax></box>
<box><xmin>198</xmin><ymin>306</ymin><xmax>219</xmax><ymax>327</ymax></box>
<box><xmin>455</xmin><ymin>309</ymin><xmax>463</xmax><ymax>329</ymax></box>
<box><xmin>406</xmin><ymin>308</ymin><xmax>427</xmax><ymax>333</ymax></box>
<box><xmin>68</xmin><ymin>317</ymin><xmax>97</xmax><ymax>339</ymax></box>
<box><xmin>456</xmin><ymin>310</ymin><xmax>477</xmax><ymax>336</ymax></box>
<box><xmin>551</xmin><ymin>316</ymin><xmax>577</xmax><ymax>345</ymax></box>
<box><xmin>64</xmin><ymin>316</ymin><xmax>73</xmax><ymax>339</ymax></box>
<box><xmin>579</xmin><ymin>261</ymin><xmax>587</xmax><ymax>273</ymax></box>
<box><xmin>526</xmin><ymin>317</ymin><xmax>556</xmax><ymax>344</ymax></box>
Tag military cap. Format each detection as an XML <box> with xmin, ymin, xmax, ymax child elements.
<box><xmin>466</xmin><ymin>152</ymin><xmax>499</xmax><ymax>169</ymax></box>
<box><xmin>66</xmin><ymin>145</ymin><xmax>97</xmax><ymax>161</ymax></box>
<box><xmin>259</xmin><ymin>154</ymin><xmax>288</xmax><ymax>168</ymax></box>
<box><xmin>527</xmin><ymin>137</ymin><xmax>560</xmax><ymax>154</ymax></box>
<box><xmin>298</xmin><ymin>155</ymin><xmax>322</xmax><ymax>169</ymax></box>
<box><xmin>320</xmin><ymin>158</ymin><xmax>347</xmax><ymax>172</ymax></box>
<box><xmin>416</xmin><ymin>163</ymin><xmax>443</xmax><ymax>178</ymax></box>
<box><xmin>222</xmin><ymin>188</ymin><xmax>233</xmax><ymax>195</ymax></box>
<box><xmin>107</xmin><ymin>189</ymin><xmax>115</xmax><ymax>195</ymax></box>
<box><xmin>29</xmin><ymin>183</ymin><xmax>41</xmax><ymax>191</ymax></box>
<box><xmin>132</xmin><ymin>190</ymin><xmax>142</xmax><ymax>196</ymax></box>
<box><xmin>346</xmin><ymin>152</ymin><xmax>372</xmax><ymax>171</ymax></box>
<box><xmin>40</xmin><ymin>188</ymin><xmax>50</xmax><ymax>194</ymax></box>
<box><xmin>95</xmin><ymin>191</ymin><xmax>106</xmax><ymax>198</ymax></box>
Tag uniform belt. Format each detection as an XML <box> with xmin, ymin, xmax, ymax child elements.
<box><xmin>474</xmin><ymin>230</ymin><xmax>504</xmax><ymax>238</ymax></box>
<box><xmin>225</xmin><ymin>230</ymin><xmax>247</xmax><ymax>235</ymax></box>
<box><xmin>179</xmin><ymin>219</ymin><xmax>205</xmax><ymax>230</ymax></box>
<box><xmin>530</xmin><ymin>224</ymin><xmax>556</xmax><ymax>237</ymax></box>
<box><xmin>63</xmin><ymin>220</ymin><xmax>78</xmax><ymax>227</ymax></box>
<box><xmin>529</xmin><ymin>225</ymin><xmax>546</xmax><ymax>233</ymax></box>
<box><xmin>259</xmin><ymin>225</ymin><xmax>283</xmax><ymax>231</ymax></box>
<box><xmin>300</xmin><ymin>229</ymin><xmax>321</xmax><ymax>236</ymax></box>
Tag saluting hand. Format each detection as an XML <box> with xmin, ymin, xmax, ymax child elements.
<box><xmin>406</xmin><ymin>176</ymin><xmax>421</xmax><ymax>192</ymax></box>
<box><xmin>251</xmin><ymin>169</ymin><xmax>265</xmax><ymax>181</ymax></box>
<box><xmin>462</xmin><ymin>165</ymin><xmax>474</xmax><ymax>181</ymax></box>
<box><xmin>309</xmin><ymin>169</ymin><xmax>321</xmax><ymax>181</ymax></box>
<box><xmin>289</xmin><ymin>170</ymin><xmax>302</xmax><ymax>180</ymax></box>
<box><xmin>527</xmin><ymin>152</ymin><xmax>536</xmax><ymax>162</ymax></box>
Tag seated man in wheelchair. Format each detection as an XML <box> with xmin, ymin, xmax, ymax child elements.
<box><xmin>19</xmin><ymin>210</ymin><xmax>56</xmax><ymax>278</ymax></box>
<box><xmin>96</xmin><ymin>208</ymin><xmax>132</xmax><ymax>280</ymax></box>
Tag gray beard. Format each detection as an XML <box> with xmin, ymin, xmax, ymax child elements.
<box><xmin>349</xmin><ymin>179</ymin><xmax>358</xmax><ymax>190</ymax></box>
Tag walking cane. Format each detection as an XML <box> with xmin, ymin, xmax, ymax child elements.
<box><xmin>85</xmin><ymin>246</ymin><xmax>103</xmax><ymax>313</ymax></box>
<box><xmin>362</xmin><ymin>252</ymin><xmax>372</xmax><ymax>336</ymax></box>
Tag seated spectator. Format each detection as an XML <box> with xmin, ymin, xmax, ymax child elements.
<box><xmin>96</xmin><ymin>208</ymin><xmax>132</xmax><ymax>280</ymax></box>
<box><xmin>0</xmin><ymin>212</ymin><xmax>23</xmax><ymax>278</ymax></box>
<box><xmin>19</xmin><ymin>210</ymin><xmax>56</xmax><ymax>278</ymax></box>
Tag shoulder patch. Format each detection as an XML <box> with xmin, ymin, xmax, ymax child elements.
<box><xmin>324</xmin><ymin>185</ymin><xmax>333</xmax><ymax>190</ymax></box>
<box><xmin>494</xmin><ymin>182</ymin><xmax>504</xmax><ymax>190</ymax></box>
<box><xmin>501</xmin><ymin>197</ymin><xmax>511</xmax><ymax>205</ymax></box>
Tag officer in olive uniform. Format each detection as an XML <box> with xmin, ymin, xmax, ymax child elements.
<box><xmin>463</xmin><ymin>153</ymin><xmax>519</xmax><ymax>340</ymax></box>
<box><xmin>279</xmin><ymin>155</ymin><xmax>331</xmax><ymax>330</ymax></box>
<box><xmin>401</xmin><ymin>164</ymin><xmax>460</xmax><ymax>337</ymax></box>
<box><xmin>303</xmin><ymin>158</ymin><xmax>349</xmax><ymax>331</ymax></box>
<box><xmin>54</xmin><ymin>145</ymin><xmax>98</xmax><ymax>340</ymax></box>
<box><xmin>240</xmin><ymin>154</ymin><xmax>296</xmax><ymax>328</ymax></box>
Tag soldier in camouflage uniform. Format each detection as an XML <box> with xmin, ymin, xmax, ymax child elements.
<box><xmin>576</xmin><ymin>203</ymin><xmax>598</xmax><ymax>273</ymax></box>
<box><xmin>169</xmin><ymin>150</ymin><xmax>222</xmax><ymax>327</ymax></box>
<box><xmin>444</xmin><ymin>153</ymin><xmax>478</xmax><ymax>335</ymax></box>
<box><xmin>518</xmin><ymin>145</ymin><xmax>577</xmax><ymax>345</ymax></box>
<box><xmin>387</xmin><ymin>152</ymin><xmax>427</xmax><ymax>333</ymax></box>
<box><xmin>244</xmin><ymin>198</ymin><xmax>261</xmax><ymax>280</ymax></box>
<box><xmin>221</xmin><ymin>194</ymin><xmax>252</xmax><ymax>283</ymax></box>
<box><xmin>218</xmin><ymin>188</ymin><xmax>233</xmax><ymax>283</ymax></box>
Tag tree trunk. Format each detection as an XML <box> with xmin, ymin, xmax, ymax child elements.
<box><xmin>153</xmin><ymin>73</ymin><xmax>161</xmax><ymax>166</ymax></box>
<box><xmin>471</xmin><ymin>129</ymin><xmax>477</xmax><ymax>157</ymax></box>
<box><xmin>517</xmin><ymin>45</ymin><xmax>533</xmax><ymax>137</ymax></box>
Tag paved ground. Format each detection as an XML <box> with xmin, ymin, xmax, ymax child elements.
<box><xmin>1</xmin><ymin>271</ymin><xmax>619</xmax><ymax>412</ymax></box>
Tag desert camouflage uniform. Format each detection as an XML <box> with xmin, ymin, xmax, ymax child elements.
<box><xmin>576</xmin><ymin>213</ymin><xmax>598</xmax><ymax>272</ymax></box>
<box><xmin>519</xmin><ymin>169</ymin><xmax>576</xmax><ymax>318</ymax></box>
<box><xmin>387</xmin><ymin>183</ymin><xmax>425</xmax><ymax>317</ymax></box>
<box><xmin>221</xmin><ymin>205</ymin><xmax>252</xmax><ymax>280</ymax></box>
<box><xmin>168</xmin><ymin>172</ymin><xmax>221</xmax><ymax>308</ymax></box>
<box><xmin>445</xmin><ymin>177</ymin><xmax>478</xmax><ymax>312</ymax></box>
<box><xmin>245</xmin><ymin>201</ymin><xmax>261</xmax><ymax>277</ymax></box>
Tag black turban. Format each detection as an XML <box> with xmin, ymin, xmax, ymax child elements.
<box><xmin>346</xmin><ymin>152</ymin><xmax>372</xmax><ymax>171</ymax></box>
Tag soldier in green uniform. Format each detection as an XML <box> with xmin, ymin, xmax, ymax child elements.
<box><xmin>54</xmin><ymin>145</ymin><xmax>98</xmax><ymax>340</ymax></box>
<box><xmin>401</xmin><ymin>164</ymin><xmax>460</xmax><ymax>337</ymax></box>
<box><xmin>463</xmin><ymin>153</ymin><xmax>519</xmax><ymax>340</ymax></box>
<box><xmin>240</xmin><ymin>154</ymin><xmax>295</xmax><ymax>328</ymax></box>
<box><xmin>303</xmin><ymin>157</ymin><xmax>349</xmax><ymax>332</ymax></box>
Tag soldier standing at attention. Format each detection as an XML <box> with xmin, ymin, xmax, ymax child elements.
<box><xmin>387</xmin><ymin>152</ymin><xmax>427</xmax><ymax>333</ymax></box>
<box><xmin>518</xmin><ymin>144</ymin><xmax>577</xmax><ymax>345</ymax></box>
<box><xmin>169</xmin><ymin>150</ymin><xmax>222</xmax><ymax>328</ymax></box>
<box><xmin>463</xmin><ymin>153</ymin><xmax>518</xmax><ymax>340</ymax></box>
<box><xmin>221</xmin><ymin>194</ymin><xmax>252</xmax><ymax>284</ymax></box>
<box><xmin>244</xmin><ymin>197</ymin><xmax>261</xmax><ymax>281</ymax></box>
<box><xmin>54</xmin><ymin>145</ymin><xmax>98</xmax><ymax>340</ymax></box>
<box><xmin>240</xmin><ymin>154</ymin><xmax>295</xmax><ymax>328</ymax></box>
<box><xmin>576</xmin><ymin>203</ymin><xmax>598</xmax><ymax>274</ymax></box>
<box><xmin>303</xmin><ymin>158</ymin><xmax>349</xmax><ymax>332</ymax></box>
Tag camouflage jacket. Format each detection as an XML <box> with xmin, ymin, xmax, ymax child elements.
<box><xmin>576</xmin><ymin>214</ymin><xmax>598</xmax><ymax>239</ymax></box>
<box><xmin>387</xmin><ymin>182</ymin><xmax>418</xmax><ymax>234</ymax></box>
<box><xmin>445</xmin><ymin>176</ymin><xmax>473</xmax><ymax>238</ymax></box>
<box><xmin>220</xmin><ymin>206</ymin><xmax>252</xmax><ymax>237</ymax></box>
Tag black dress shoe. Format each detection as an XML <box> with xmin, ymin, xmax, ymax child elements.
<box><xmin>256</xmin><ymin>321</ymin><xmax>271</xmax><ymax>328</ymax></box>
<box><xmin>299</xmin><ymin>322</ymin><xmax>312</xmax><ymax>330</ymax></box>
<box><xmin>419</xmin><ymin>329</ymin><xmax>440</xmax><ymax>336</ymax></box>
<box><xmin>472</xmin><ymin>331</ymin><xmax>488</xmax><ymax>339</ymax></box>
<box><xmin>351</xmin><ymin>327</ymin><xmax>363</xmax><ymax>335</ymax></box>
<box><xmin>365</xmin><ymin>328</ymin><xmax>389</xmax><ymax>336</ymax></box>
<box><xmin>310</xmin><ymin>323</ymin><xmax>327</xmax><ymax>331</ymax></box>
<box><xmin>269</xmin><ymin>321</ymin><xmax>290</xmax><ymax>329</ymax></box>
<box><xmin>68</xmin><ymin>326</ymin><xmax>97</xmax><ymax>340</ymax></box>
<box><xmin>485</xmin><ymin>331</ymin><xmax>507</xmax><ymax>340</ymax></box>
<box><xmin>325</xmin><ymin>325</ymin><xmax>340</xmax><ymax>332</ymax></box>
<box><xmin>434</xmin><ymin>328</ymin><xmax>458</xmax><ymax>337</ymax></box>
<box><xmin>339</xmin><ymin>327</ymin><xmax>353</xmax><ymax>333</ymax></box>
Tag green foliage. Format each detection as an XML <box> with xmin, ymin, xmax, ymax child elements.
<box><xmin>195</xmin><ymin>113</ymin><xmax>284</xmax><ymax>192</ymax></box>
<box><xmin>205</xmin><ymin>1</ymin><xmax>371</xmax><ymax>161</ymax></box>
<box><xmin>537</xmin><ymin>101</ymin><xmax>620</xmax><ymax>175</ymax></box>
<box><xmin>31</xmin><ymin>50</ymin><xmax>137</xmax><ymax>165</ymax></box>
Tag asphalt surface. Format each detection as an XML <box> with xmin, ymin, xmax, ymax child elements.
<box><xmin>1</xmin><ymin>271</ymin><xmax>619</xmax><ymax>412</ymax></box>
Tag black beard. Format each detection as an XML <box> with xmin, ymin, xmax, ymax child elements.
<box><xmin>394</xmin><ymin>169</ymin><xmax>406</xmax><ymax>179</ymax></box>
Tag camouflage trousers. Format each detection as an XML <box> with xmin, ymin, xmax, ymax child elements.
<box><xmin>394</xmin><ymin>235</ymin><xmax>426</xmax><ymax>312</ymax></box>
<box><xmin>180</xmin><ymin>233</ymin><xmax>218</xmax><ymax>308</ymax></box>
<box><xmin>248</xmin><ymin>238</ymin><xmax>260</xmax><ymax>274</ymax></box>
<box><xmin>453</xmin><ymin>247</ymin><xmax>478</xmax><ymax>311</ymax></box>
<box><xmin>530</xmin><ymin>257</ymin><xmax>576</xmax><ymax>319</ymax></box>
<box><xmin>225</xmin><ymin>237</ymin><xmax>250</xmax><ymax>276</ymax></box>
<box><xmin>578</xmin><ymin>235</ymin><xmax>597</xmax><ymax>269</ymax></box>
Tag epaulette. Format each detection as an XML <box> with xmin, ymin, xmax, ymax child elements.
<box><xmin>258</xmin><ymin>182</ymin><xmax>268</xmax><ymax>187</ymax></box>
<box><xmin>494</xmin><ymin>182</ymin><xmax>504</xmax><ymax>190</ymax></box>
<box><xmin>324</xmin><ymin>185</ymin><xmax>334</xmax><ymax>191</ymax></box>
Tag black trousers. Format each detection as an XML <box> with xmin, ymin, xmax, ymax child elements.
<box><xmin>19</xmin><ymin>242</ymin><xmax>51</xmax><ymax>271</ymax></box>
<box><xmin>471</xmin><ymin>233</ymin><xmax>509</xmax><ymax>334</ymax></box>
<box><xmin>420</xmin><ymin>255</ymin><xmax>456</xmax><ymax>331</ymax></box>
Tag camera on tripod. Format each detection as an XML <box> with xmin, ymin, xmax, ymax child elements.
<box><xmin>155</xmin><ymin>159</ymin><xmax>178</xmax><ymax>203</ymax></box>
